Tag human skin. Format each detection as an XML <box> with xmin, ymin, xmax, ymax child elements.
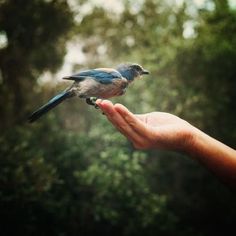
<box><xmin>96</xmin><ymin>99</ymin><xmax>236</xmax><ymax>188</ymax></box>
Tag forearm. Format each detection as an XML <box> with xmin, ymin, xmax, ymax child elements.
<box><xmin>97</xmin><ymin>99</ymin><xmax>236</xmax><ymax>187</ymax></box>
<box><xmin>186</xmin><ymin>127</ymin><xmax>236</xmax><ymax>188</ymax></box>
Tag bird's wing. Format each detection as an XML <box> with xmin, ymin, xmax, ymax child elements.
<box><xmin>63</xmin><ymin>68</ymin><xmax>122</xmax><ymax>84</ymax></box>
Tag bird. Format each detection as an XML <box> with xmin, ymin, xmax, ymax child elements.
<box><xmin>28</xmin><ymin>63</ymin><xmax>149</xmax><ymax>123</ymax></box>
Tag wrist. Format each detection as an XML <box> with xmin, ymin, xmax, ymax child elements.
<box><xmin>180</xmin><ymin>123</ymin><xmax>201</xmax><ymax>154</ymax></box>
<box><xmin>183</xmin><ymin>124</ymin><xmax>209</xmax><ymax>159</ymax></box>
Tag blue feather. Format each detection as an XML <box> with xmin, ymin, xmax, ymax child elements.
<box><xmin>63</xmin><ymin>69</ymin><xmax>122</xmax><ymax>84</ymax></box>
<box><xmin>28</xmin><ymin>91</ymin><xmax>73</xmax><ymax>123</ymax></box>
<box><xmin>116</xmin><ymin>68</ymin><xmax>135</xmax><ymax>81</ymax></box>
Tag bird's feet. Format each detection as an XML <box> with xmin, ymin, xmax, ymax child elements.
<box><xmin>86</xmin><ymin>97</ymin><xmax>99</xmax><ymax>109</ymax></box>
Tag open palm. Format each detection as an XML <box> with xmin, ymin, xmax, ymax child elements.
<box><xmin>97</xmin><ymin>100</ymin><xmax>193</xmax><ymax>151</ymax></box>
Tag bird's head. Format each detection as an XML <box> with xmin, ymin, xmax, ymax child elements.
<box><xmin>116</xmin><ymin>63</ymin><xmax>149</xmax><ymax>82</ymax></box>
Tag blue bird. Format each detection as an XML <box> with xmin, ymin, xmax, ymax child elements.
<box><xmin>28</xmin><ymin>63</ymin><xmax>149</xmax><ymax>123</ymax></box>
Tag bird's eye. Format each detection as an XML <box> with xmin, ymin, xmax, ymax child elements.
<box><xmin>132</xmin><ymin>65</ymin><xmax>142</xmax><ymax>71</ymax></box>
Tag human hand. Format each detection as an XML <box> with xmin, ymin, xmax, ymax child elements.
<box><xmin>96</xmin><ymin>100</ymin><xmax>194</xmax><ymax>151</ymax></box>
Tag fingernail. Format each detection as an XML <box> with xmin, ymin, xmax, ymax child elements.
<box><xmin>96</xmin><ymin>99</ymin><xmax>102</xmax><ymax>105</ymax></box>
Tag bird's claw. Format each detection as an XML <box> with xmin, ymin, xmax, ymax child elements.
<box><xmin>86</xmin><ymin>97</ymin><xmax>99</xmax><ymax>109</ymax></box>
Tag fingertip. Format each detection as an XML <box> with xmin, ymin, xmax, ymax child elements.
<box><xmin>97</xmin><ymin>100</ymin><xmax>117</xmax><ymax>117</ymax></box>
<box><xmin>96</xmin><ymin>99</ymin><xmax>113</xmax><ymax>109</ymax></box>
<box><xmin>96</xmin><ymin>99</ymin><xmax>102</xmax><ymax>106</ymax></box>
<box><xmin>101</xmin><ymin>99</ymin><xmax>113</xmax><ymax>107</ymax></box>
<box><xmin>114</xmin><ymin>103</ymin><xmax>131</xmax><ymax>117</ymax></box>
<box><xmin>114</xmin><ymin>103</ymin><xmax>124</xmax><ymax>109</ymax></box>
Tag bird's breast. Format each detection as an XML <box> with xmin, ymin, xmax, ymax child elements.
<box><xmin>74</xmin><ymin>77</ymin><xmax>128</xmax><ymax>99</ymax></box>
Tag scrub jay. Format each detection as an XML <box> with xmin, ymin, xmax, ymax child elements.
<box><xmin>28</xmin><ymin>63</ymin><xmax>149</xmax><ymax>122</ymax></box>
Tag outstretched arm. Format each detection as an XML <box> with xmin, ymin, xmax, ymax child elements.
<box><xmin>96</xmin><ymin>99</ymin><xmax>236</xmax><ymax>188</ymax></box>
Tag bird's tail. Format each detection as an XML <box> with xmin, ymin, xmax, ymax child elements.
<box><xmin>28</xmin><ymin>91</ymin><xmax>73</xmax><ymax>123</ymax></box>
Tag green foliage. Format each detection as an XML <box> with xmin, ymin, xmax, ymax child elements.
<box><xmin>0</xmin><ymin>122</ymin><xmax>170</xmax><ymax>235</ymax></box>
<box><xmin>0</xmin><ymin>0</ymin><xmax>236</xmax><ymax>235</ymax></box>
<box><xmin>0</xmin><ymin>0</ymin><xmax>74</xmax><ymax>125</ymax></box>
<box><xmin>175</xmin><ymin>1</ymin><xmax>236</xmax><ymax>144</ymax></box>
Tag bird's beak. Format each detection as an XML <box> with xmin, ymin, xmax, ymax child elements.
<box><xmin>141</xmin><ymin>69</ymin><xmax>150</xmax><ymax>75</ymax></box>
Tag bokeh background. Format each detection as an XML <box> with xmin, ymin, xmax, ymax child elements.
<box><xmin>0</xmin><ymin>0</ymin><xmax>236</xmax><ymax>235</ymax></box>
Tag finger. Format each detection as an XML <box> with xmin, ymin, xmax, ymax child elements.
<box><xmin>96</xmin><ymin>99</ymin><xmax>116</xmax><ymax>116</ymax></box>
<box><xmin>97</xmin><ymin>100</ymin><xmax>133</xmax><ymax>132</ymax></box>
<box><xmin>97</xmin><ymin>100</ymin><xmax>144</xmax><ymax>144</ymax></box>
<box><xmin>114</xmin><ymin>104</ymin><xmax>150</xmax><ymax>136</ymax></box>
<box><xmin>96</xmin><ymin>99</ymin><xmax>103</xmax><ymax>105</ymax></box>
<box><xmin>135</xmin><ymin>114</ymin><xmax>147</xmax><ymax>123</ymax></box>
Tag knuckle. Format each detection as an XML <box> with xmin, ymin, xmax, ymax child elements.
<box><xmin>119</xmin><ymin>123</ymin><xmax>127</xmax><ymax>131</ymax></box>
<box><xmin>125</xmin><ymin>117</ymin><xmax>136</xmax><ymax>127</ymax></box>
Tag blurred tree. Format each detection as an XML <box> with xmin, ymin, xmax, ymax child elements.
<box><xmin>0</xmin><ymin>0</ymin><xmax>236</xmax><ymax>235</ymax></box>
<box><xmin>77</xmin><ymin>1</ymin><xmax>236</xmax><ymax>235</ymax></box>
<box><xmin>0</xmin><ymin>0</ymin><xmax>74</xmax><ymax>126</ymax></box>
<box><xmin>175</xmin><ymin>0</ymin><xmax>236</xmax><ymax>146</ymax></box>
